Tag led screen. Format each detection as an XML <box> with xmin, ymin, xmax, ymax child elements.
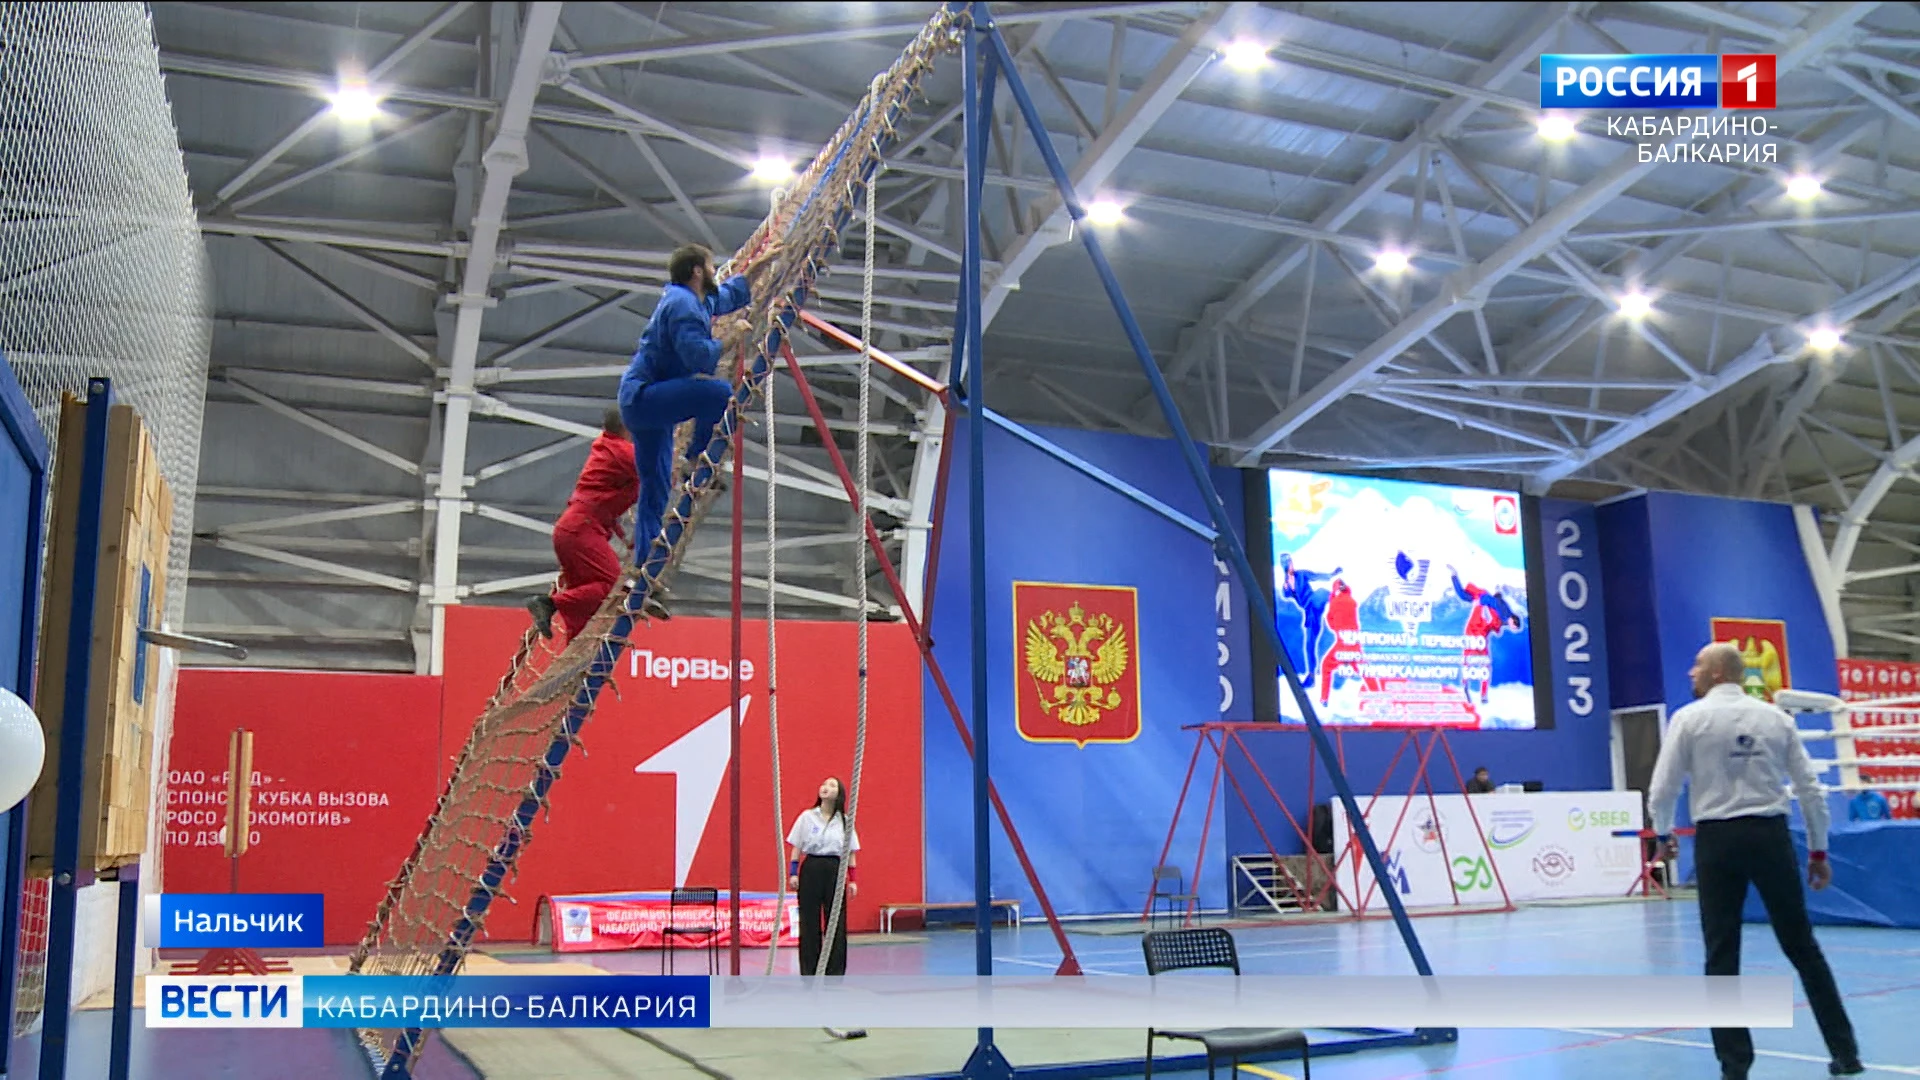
<box><xmin>1268</xmin><ymin>468</ymin><xmax>1535</xmax><ymax>729</ymax></box>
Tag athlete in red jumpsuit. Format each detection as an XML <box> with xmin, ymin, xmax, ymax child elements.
<box><xmin>1450</xmin><ymin>567</ymin><xmax>1520</xmax><ymax>705</ymax></box>
<box><xmin>1317</xmin><ymin>579</ymin><xmax>1363</xmax><ymax>706</ymax></box>
<box><xmin>528</xmin><ymin>409</ymin><xmax>650</xmax><ymax>641</ymax></box>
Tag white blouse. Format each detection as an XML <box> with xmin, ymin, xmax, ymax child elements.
<box><xmin>787</xmin><ymin>808</ymin><xmax>860</xmax><ymax>857</ymax></box>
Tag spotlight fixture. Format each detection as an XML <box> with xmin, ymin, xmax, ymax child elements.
<box><xmin>1807</xmin><ymin>326</ymin><xmax>1843</xmax><ymax>353</ymax></box>
<box><xmin>328</xmin><ymin>82</ymin><xmax>381</xmax><ymax>123</ymax></box>
<box><xmin>1085</xmin><ymin>199</ymin><xmax>1125</xmax><ymax>227</ymax></box>
<box><xmin>1221</xmin><ymin>39</ymin><xmax>1270</xmax><ymax>72</ymax></box>
<box><xmin>1374</xmin><ymin>248</ymin><xmax>1411</xmax><ymax>276</ymax></box>
<box><xmin>1785</xmin><ymin>173</ymin><xmax>1822</xmax><ymax>202</ymax></box>
<box><xmin>750</xmin><ymin>157</ymin><xmax>794</xmax><ymax>184</ymax></box>
<box><xmin>1618</xmin><ymin>291</ymin><xmax>1653</xmax><ymax>319</ymax></box>
<box><xmin>1536</xmin><ymin>113</ymin><xmax>1577</xmax><ymax>142</ymax></box>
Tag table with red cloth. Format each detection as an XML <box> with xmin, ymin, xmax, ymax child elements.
<box><xmin>533</xmin><ymin>890</ymin><xmax>799</xmax><ymax>953</ymax></box>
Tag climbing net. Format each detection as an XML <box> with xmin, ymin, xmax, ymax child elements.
<box><xmin>346</xmin><ymin>8</ymin><xmax>966</xmax><ymax>1074</ymax></box>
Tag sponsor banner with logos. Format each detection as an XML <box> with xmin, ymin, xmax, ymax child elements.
<box><xmin>1332</xmin><ymin>791</ymin><xmax>1643</xmax><ymax>908</ymax></box>
<box><xmin>539</xmin><ymin>892</ymin><xmax>799</xmax><ymax>953</ymax></box>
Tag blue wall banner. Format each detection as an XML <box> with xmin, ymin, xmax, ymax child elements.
<box><xmin>1539</xmin><ymin>499</ymin><xmax>1611</xmax><ymax>732</ymax></box>
<box><xmin>924</xmin><ymin>422</ymin><xmax>1228</xmax><ymax>915</ymax></box>
<box><xmin>1596</xmin><ymin>491</ymin><xmax>1845</xmax><ymax>884</ymax></box>
<box><xmin>1212</xmin><ymin>465</ymin><xmax>1252</xmax><ymax>721</ymax></box>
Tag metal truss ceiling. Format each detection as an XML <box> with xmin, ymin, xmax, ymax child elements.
<box><xmin>144</xmin><ymin>1</ymin><xmax>1920</xmax><ymax>670</ymax></box>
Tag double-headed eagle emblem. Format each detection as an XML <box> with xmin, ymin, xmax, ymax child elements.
<box><xmin>1023</xmin><ymin>601</ymin><xmax>1130</xmax><ymax>726</ymax></box>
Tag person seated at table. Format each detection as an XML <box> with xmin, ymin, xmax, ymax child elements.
<box><xmin>1465</xmin><ymin>766</ymin><xmax>1496</xmax><ymax>794</ymax></box>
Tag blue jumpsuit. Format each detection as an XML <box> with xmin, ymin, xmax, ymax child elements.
<box><xmin>1280</xmin><ymin>560</ymin><xmax>1341</xmax><ymax>687</ymax></box>
<box><xmin>619</xmin><ymin>276</ymin><xmax>752</xmax><ymax>573</ymax></box>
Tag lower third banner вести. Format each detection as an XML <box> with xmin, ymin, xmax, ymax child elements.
<box><xmin>144</xmin><ymin>975</ymin><xmax>1791</xmax><ymax>1030</ymax></box>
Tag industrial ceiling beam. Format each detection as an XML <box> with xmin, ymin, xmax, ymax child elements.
<box><xmin>1161</xmin><ymin>4</ymin><xmax>1568</xmax><ymax>385</ymax></box>
<box><xmin>208</xmin><ymin>1</ymin><xmax>472</xmax><ymax>209</ymax></box>
<box><xmin>566</xmin><ymin>3</ymin><xmax>1198</xmax><ymax>66</ymax></box>
<box><xmin>1231</xmin><ymin>0</ymin><xmax>1887</xmax><ymax>467</ymax></box>
<box><xmin>1540</xmin><ymin>255</ymin><xmax>1920</xmax><ymax>490</ymax></box>
<box><xmin>425</xmin><ymin>0</ymin><xmax>563</xmax><ymax>675</ymax></box>
<box><xmin>979</xmin><ymin>3</ymin><xmax>1232</xmax><ymax>328</ymax></box>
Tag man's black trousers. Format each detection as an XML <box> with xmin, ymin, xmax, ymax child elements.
<box><xmin>798</xmin><ymin>854</ymin><xmax>849</xmax><ymax>977</ymax></box>
<box><xmin>1694</xmin><ymin>815</ymin><xmax>1856</xmax><ymax>1074</ymax></box>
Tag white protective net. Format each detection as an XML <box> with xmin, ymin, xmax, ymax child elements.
<box><xmin>1</xmin><ymin>0</ymin><xmax>211</xmax><ymax>1037</ymax></box>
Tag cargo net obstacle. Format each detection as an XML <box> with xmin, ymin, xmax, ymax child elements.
<box><xmin>344</xmin><ymin>9</ymin><xmax>967</xmax><ymax>1075</ymax></box>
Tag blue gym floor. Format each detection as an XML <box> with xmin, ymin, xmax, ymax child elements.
<box><xmin>10</xmin><ymin>898</ymin><xmax>1919</xmax><ymax>1078</ymax></box>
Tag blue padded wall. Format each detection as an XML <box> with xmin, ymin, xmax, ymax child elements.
<box><xmin>922</xmin><ymin>420</ymin><xmax>1237</xmax><ymax>916</ymax></box>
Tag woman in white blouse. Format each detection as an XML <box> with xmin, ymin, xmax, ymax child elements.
<box><xmin>786</xmin><ymin>776</ymin><xmax>859</xmax><ymax>977</ymax></box>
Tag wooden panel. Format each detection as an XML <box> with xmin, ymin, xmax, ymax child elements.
<box><xmin>28</xmin><ymin>397</ymin><xmax>174</xmax><ymax>874</ymax></box>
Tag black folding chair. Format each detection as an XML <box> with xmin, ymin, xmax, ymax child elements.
<box><xmin>1149</xmin><ymin>865</ymin><xmax>1199</xmax><ymax>928</ymax></box>
<box><xmin>1141</xmin><ymin>928</ymin><xmax>1310</xmax><ymax>1080</ymax></box>
<box><xmin>661</xmin><ymin>887</ymin><xmax>719</xmax><ymax>974</ymax></box>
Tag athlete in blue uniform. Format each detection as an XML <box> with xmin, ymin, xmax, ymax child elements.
<box><xmin>619</xmin><ymin>243</ymin><xmax>771</xmax><ymax>594</ymax></box>
<box><xmin>1279</xmin><ymin>553</ymin><xmax>1343</xmax><ymax>688</ymax></box>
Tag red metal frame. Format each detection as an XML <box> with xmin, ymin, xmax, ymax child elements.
<box><xmin>1615</xmin><ymin>827</ymin><xmax>1694</xmax><ymax>899</ymax></box>
<box><xmin>1154</xmin><ymin>722</ymin><xmax>1514</xmax><ymax>926</ymax></box>
<box><xmin>775</xmin><ymin>341</ymin><xmax>1082</xmax><ymax>974</ymax></box>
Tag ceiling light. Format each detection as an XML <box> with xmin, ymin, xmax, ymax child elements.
<box><xmin>1536</xmin><ymin>113</ymin><xmax>1577</xmax><ymax>142</ymax></box>
<box><xmin>1374</xmin><ymin>248</ymin><xmax>1410</xmax><ymax>276</ymax></box>
<box><xmin>1085</xmin><ymin>199</ymin><xmax>1125</xmax><ymax>227</ymax></box>
<box><xmin>749</xmin><ymin>157</ymin><xmax>794</xmax><ymax>184</ymax></box>
<box><xmin>1807</xmin><ymin>326</ymin><xmax>1843</xmax><ymax>353</ymax></box>
<box><xmin>1221</xmin><ymin>39</ymin><xmax>1270</xmax><ymax>72</ymax></box>
<box><xmin>328</xmin><ymin>82</ymin><xmax>381</xmax><ymax>123</ymax></box>
<box><xmin>1617</xmin><ymin>291</ymin><xmax>1653</xmax><ymax>319</ymax></box>
<box><xmin>1785</xmin><ymin>173</ymin><xmax>1822</xmax><ymax>202</ymax></box>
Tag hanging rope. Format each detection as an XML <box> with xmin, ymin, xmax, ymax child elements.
<box><xmin>762</xmin><ymin>268</ymin><xmax>786</xmax><ymax>977</ymax></box>
<box><xmin>815</xmin><ymin>166</ymin><xmax>878</xmax><ymax>978</ymax></box>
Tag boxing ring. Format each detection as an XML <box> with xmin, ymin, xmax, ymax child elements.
<box><xmin>1765</xmin><ymin>689</ymin><xmax>1920</xmax><ymax>928</ymax></box>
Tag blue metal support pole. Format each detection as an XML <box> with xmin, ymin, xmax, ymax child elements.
<box><xmin>106</xmin><ymin>862</ymin><xmax>139</xmax><ymax>1080</ymax></box>
<box><xmin>982</xmin><ymin>27</ymin><xmax>1448</xmax><ymax>1008</ymax></box>
<box><xmin>983</xmin><ymin>410</ymin><xmax>1215</xmax><ymax>541</ymax></box>
<box><xmin>39</xmin><ymin>378</ymin><xmax>114</xmax><ymax>1080</ymax></box>
<box><xmin>0</xmin><ymin>350</ymin><xmax>51</xmax><ymax>1080</ymax></box>
<box><xmin>960</xmin><ymin>19</ymin><xmax>1006</xmax><ymax>1080</ymax></box>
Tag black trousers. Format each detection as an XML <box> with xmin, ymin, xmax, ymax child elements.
<box><xmin>1694</xmin><ymin>815</ymin><xmax>1857</xmax><ymax>1074</ymax></box>
<box><xmin>798</xmin><ymin>854</ymin><xmax>849</xmax><ymax>977</ymax></box>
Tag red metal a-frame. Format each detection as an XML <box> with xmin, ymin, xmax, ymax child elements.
<box><xmin>1150</xmin><ymin>722</ymin><xmax>1514</xmax><ymax>925</ymax></box>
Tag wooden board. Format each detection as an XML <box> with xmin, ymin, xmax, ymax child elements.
<box><xmin>29</xmin><ymin>395</ymin><xmax>174</xmax><ymax>875</ymax></box>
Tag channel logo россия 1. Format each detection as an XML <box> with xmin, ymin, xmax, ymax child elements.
<box><xmin>1539</xmin><ymin>54</ymin><xmax>1777</xmax><ymax>110</ymax></box>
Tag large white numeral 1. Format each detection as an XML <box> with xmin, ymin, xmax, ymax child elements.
<box><xmin>1736</xmin><ymin>62</ymin><xmax>1759</xmax><ymax>103</ymax></box>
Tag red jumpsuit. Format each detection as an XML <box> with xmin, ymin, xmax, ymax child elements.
<box><xmin>1317</xmin><ymin>581</ymin><xmax>1367</xmax><ymax>705</ymax></box>
<box><xmin>550</xmin><ymin>432</ymin><xmax>639</xmax><ymax>641</ymax></box>
<box><xmin>1461</xmin><ymin>592</ymin><xmax>1506</xmax><ymax>702</ymax></box>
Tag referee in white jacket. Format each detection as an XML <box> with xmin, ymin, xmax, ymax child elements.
<box><xmin>1648</xmin><ymin>642</ymin><xmax>1862</xmax><ymax>1080</ymax></box>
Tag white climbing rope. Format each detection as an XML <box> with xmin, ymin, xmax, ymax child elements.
<box><xmin>762</xmin><ymin>275</ymin><xmax>786</xmax><ymax>977</ymax></box>
<box><xmin>815</xmin><ymin>170</ymin><xmax>877</xmax><ymax>979</ymax></box>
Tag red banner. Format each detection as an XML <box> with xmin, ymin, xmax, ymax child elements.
<box><xmin>1836</xmin><ymin>659</ymin><xmax>1920</xmax><ymax>819</ymax></box>
<box><xmin>539</xmin><ymin>892</ymin><xmax>798</xmax><ymax>953</ymax></box>
<box><xmin>1012</xmin><ymin>581</ymin><xmax>1142</xmax><ymax>747</ymax></box>
<box><xmin>437</xmin><ymin>606</ymin><xmax>923</xmax><ymax>943</ymax></box>
<box><xmin>165</xmin><ymin>608</ymin><xmax>925</xmax><ymax>945</ymax></box>
<box><xmin>164</xmin><ymin>670</ymin><xmax>446</xmax><ymax>945</ymax></box>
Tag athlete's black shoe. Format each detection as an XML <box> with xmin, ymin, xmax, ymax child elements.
<box><xmin>526</xmin><ymin>595</ymin><xmax>557</xmax><ymax>638</ymax></box>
